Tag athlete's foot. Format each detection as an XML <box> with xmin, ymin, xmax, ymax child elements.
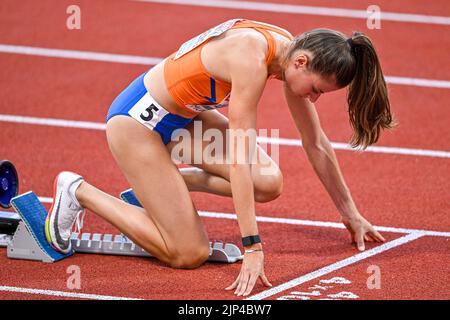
<box><xmin>45</xmin><ymin>171</ymin><xmax>85</xmax><ymax>254</ymax></box>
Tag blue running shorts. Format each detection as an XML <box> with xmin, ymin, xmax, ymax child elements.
<box><xmin>106</xmin><ymin>71</ymin><xmax>193</xmax><ymax>145</ymax></box>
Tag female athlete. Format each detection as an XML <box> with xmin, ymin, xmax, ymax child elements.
<box><xmin>45</xmin><ymin>19</ymin><xmax>395</xmax><ymax>297</ymax></box>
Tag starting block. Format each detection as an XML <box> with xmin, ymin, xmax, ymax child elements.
<box><xmin>1</xmin><ymin>190</ymin><xmax>243</xmax><ymax>264</ymax></box>
<box><xmin>9</xmin><ymin>191</ymin><xmax>73</xmax><ymax>262</ymax></box>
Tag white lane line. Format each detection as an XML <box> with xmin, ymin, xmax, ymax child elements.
<box><xmin>257</xmin><ymin>136</ymin><xmax>450</xmax><ymax>159</ymax></box>
<box><xmin>19</xmin><ymin>200</ymin><xmax>450</xmax><ymax>237</ymax></box>
<box><xmin>2</xmin><ymin>114</ymin><xmax>450</xmax><ymax>159</ymax></box>
<box><xmin>0</xmin><ymin>44</ymin><xmax>161</xmax><ymax>66</ymax></box>
<box><xmin>0</xmin><ymin>114</ymin><xmax>106</xmax><ymax>131</ymax></box>
<box><xmin>0</xmin><ymin>285</ymin><xmax>143</xmax><ymax>300</ymax></box>
<box><xmin>385</xmin><ymin>76</ymin><xmax>450</xmax><ymax>89</ymax></box>
<box><xmin>1</xmin><ymin>44</ymin><xmax>449</xmax><ymax>89</ymax></box>
<box><xmin>199</xmin><ymin>211</ymin><xmax>450</xmax><ymax>238</ymax></box>
<box><xmin>246</xmin><ymin>232</ymin><xmax>425</xmax><ymax>300</ymax></box>
<box><xmin>37</xmin><ymin>196</ymin><xmax>53</xmax><ymax>203</ymax></box>
<box><xmin>133</xmin><ymin>0</ymin><xmax>450</xmax><ymax>26</ymax></box>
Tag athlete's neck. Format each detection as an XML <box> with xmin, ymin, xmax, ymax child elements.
<box><xmin>268</xmin><ymin>40</ymin><xmax>290</xmax><ymax>80</ymax></box>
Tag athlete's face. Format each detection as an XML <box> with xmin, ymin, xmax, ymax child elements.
<box><xmin>283</xmin><ymin>52</ymin><xmax>340</xmax><ymax>102</ymax></box>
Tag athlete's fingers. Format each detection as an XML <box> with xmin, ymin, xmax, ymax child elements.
<box><xmin>243</xmin><ymin>273</ymin><xmax>259</xmax><ymax>296</ymax></box>
<box><xmin>371</xmin><ymin>229</ymin><xmax>386</xmax><ymax>242</ymax></box>
<box><xmin>260</xmin><ymin>272</ymin><xmax>272</xmax><ymax>287</ymax></box>
<box><xmin>356</xmin><ymin>232</ymin><xmax>365</xmax><ymax>251</ymax></box>
<box><xmin>370</xmin><ymin>234</ymin><xmax>379</xmax><ymax>242</ymax></box>
<box><xmin>235</xmin><ymin>272</ymin><xmax>247</xmax><ymax>295</ymax></box>
<box><xmin>226</xmin><ymin>274</ymin><xmax>240</xmax><ymax>291</ymax></box>
<box><xmin>225</xmin><ymin>277</ymin><xmax>239</xmax><ymax>290</ymax></box>
<box><xmin>351</xmin><ymin>232</ymin><xmax>357</xmax><ymax>244</ymax></box>
<box><xmin>344</xmin><ymin>222</ymin><xmax>356</xmax><ymax>243</ymax></box>
<box><xmin>236</xmin><ymin>273</ymin><xmax>250</xmax><ymax>296</ymax></box>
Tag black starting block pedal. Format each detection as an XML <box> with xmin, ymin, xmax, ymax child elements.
<box><xmin>0</xmin><ymin>212</ymin><xmax>20</xmax><ymax>235</ymax></box>
<box><xmin>0</xmin><ymin>212</ymin><xmax>20</xmax><ymax>248</ymax></box>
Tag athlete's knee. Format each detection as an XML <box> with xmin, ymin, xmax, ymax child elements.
<box><xmin>168</xmin><ymin>244</ymin><xmax>210</xmax><ymax>269</ymax></box>
<box><xmin>254</xmin><ymin>168</ymin><xmax>283</xmax><ymax>203</ymax></box>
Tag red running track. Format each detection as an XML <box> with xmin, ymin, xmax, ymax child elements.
<box><xmin>0</xmin><ymin>0</ymin><xmax>449</xmax><ymax>300</ymax></box>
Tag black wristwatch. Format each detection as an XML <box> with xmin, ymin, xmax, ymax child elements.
<box><xmin>242</xmin><ymin>235</ymin><xmax>261</xmax><ymax>247</ymax></box>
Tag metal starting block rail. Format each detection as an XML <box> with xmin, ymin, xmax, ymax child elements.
<box><xmin>70</xmin><ymin>232</ymin><xmax>242</xmax><ymax>263</ymax></box>
<box><xmin>1</xmin><ymin>190</ymin><xmax>243</xmax><ymax>264</ymax></box>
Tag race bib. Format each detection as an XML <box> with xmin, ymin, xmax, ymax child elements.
<box><xmin>128</xmin><ymin>92</ymin><xmax>169</xmax><ymax>130</ymax></box>
<box><xmin>174</xmin><ymin>19</ymin><xmax>243</xmax><ymax>60</ymax></box>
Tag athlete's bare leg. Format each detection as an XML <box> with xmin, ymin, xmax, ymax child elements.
<box><xmin>168</xmin><ymin>110</ymin><xmax>284</xmax><ymax>203</ymax></box>
<box><xmin>75</xmin><ymin>116</ymin><xmax>210</xmax><ymax>269</ymax></box>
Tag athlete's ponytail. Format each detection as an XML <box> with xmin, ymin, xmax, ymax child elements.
<box><xmin>284</xmin><ymin>29</ymin><xmax>397</xmax><ymax>149</ymax></box>
<box><xmin>346</xmin><ymin>32</ymin><xmax>396</xmax><ymax>149</ymax></box>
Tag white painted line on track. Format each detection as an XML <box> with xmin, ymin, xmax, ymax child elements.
<box><xmin>198</xmin><ymin>211</ymin><xmax>450</xmax><ymax>238</ymax></box>
<box><xmin>1</xmin><ymin>44</ymin><xmax>449</xmax><ymax>89</ymax></box>
<box><xmin>0</xmin><ymin>44</ymin><xmax>161</xmax><ymax>66</ymax></box>
<box><xmin>1</xmin><ymin>114</ymin><xmax>449</xmax><ymax>159</ymax></box>
<box><xmin>0</xmin><ymin>285</ymin><xmax>143</xmax><ymax>300</ymax></box>
<box><xmin>13</xmin><ymin>199</ymin><xmax>449</xmax><ymax>237</ymax></box>
<box><xmin>0</xmin><ymin>114</ymin><xmax>107</xmax><ymax>131</ymax></box>
<box><xmin>133</xmin><ymin>0</ymin><xmax>450</xmax><ymax>26</ymax></box>
<box><xmin>385</xmin><ymin>76</ymin><xmax>450</xmax><ymax>89</ymax></box>
<box><xmin>257</xmin><ymin>136</ymin><xmax>450</xmax><ymax>159</ymax></box>
<box><xmin>246</xmin><ymin>232</ymin><xmax>425</xmax><ymax>300</ymax></box>
<box><xmin>37</xmin><ymin>196</ymin><xmax>54</xmax><ymax>204</ymax></box>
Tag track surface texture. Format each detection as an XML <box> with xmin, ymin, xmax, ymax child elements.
<box><xmin>0</xmin><ymin>0</ymin><xmax>449</xmax><ymax>300</ymax></box>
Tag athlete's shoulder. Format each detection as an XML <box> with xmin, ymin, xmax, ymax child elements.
<box><xmin>243</xmin><ymin>19</ymin><xmax>294</xmax><ymax>39</ymax></box>
<box><xmin>224</xmin><ymin>32</ymin><xmax>268</xmax><ymax>69</ymax></box>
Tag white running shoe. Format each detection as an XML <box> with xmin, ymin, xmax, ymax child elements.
<box><xmin>45</xmin><ymin>171</ymin><xmax>85</xmax><ymax>254</ymax></box>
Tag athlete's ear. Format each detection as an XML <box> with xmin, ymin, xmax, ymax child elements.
<box><xmin>294</xmin><ymin>53</ymin><xmax>309</xmax><ymax>69</ymax></box>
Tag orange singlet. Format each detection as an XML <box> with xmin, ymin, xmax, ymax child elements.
<box><xmin>164</xmin><ymin>19</ymin><xmax>294</xmax><ymax>116</ymax></box>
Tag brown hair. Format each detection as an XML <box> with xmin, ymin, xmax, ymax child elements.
<box><xmin>283</xmin><ymin>29</ymin><xmax>397</xmax><ymax>149</ymax></box>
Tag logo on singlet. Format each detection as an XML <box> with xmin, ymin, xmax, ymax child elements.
<box><xmin>186</xmin><ymin>93</ymin><xmax>231</xmax><ymax>113</ymax></box>
<box><xmin>183</xmin><ymin>76</ymin><xmax>231</xmax><ymax>113</ymax></box>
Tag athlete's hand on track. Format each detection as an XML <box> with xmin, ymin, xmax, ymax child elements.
<box><xmin>225</xmin><ymin>250</ymin><xmax>272</xmax><ymax>297</ymax></box>
<box><xmin>341</xmin><ymin>214</ymin><xmax>386</xmax><ymax>251</ymax></box>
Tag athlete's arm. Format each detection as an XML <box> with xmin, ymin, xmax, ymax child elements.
<box><xmin>224</xmin><ymin>37</ymin><xmax>272</xmax><ymax>296</ymax></box>
<box><xmin>227</xmin><ymin>50</ymin><xmax>266</xmax><ymax>244</ymax></box>
<box><xmin>283</xmin><ymin>83</ymin><xmax>385</xmax><ymax>250</ymax></box>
